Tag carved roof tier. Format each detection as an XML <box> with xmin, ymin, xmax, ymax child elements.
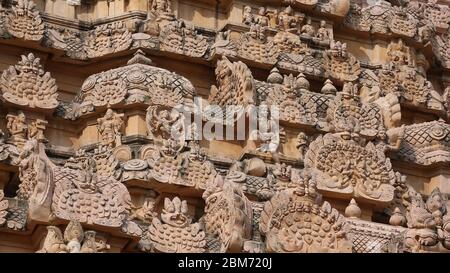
<box><xmin>68</xmin><ymin>50</ymin><xmax>196</xmax><ymax>118</ymax></box>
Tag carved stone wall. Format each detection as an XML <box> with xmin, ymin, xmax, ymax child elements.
<box><xmin>0</xmin><ymin>0</ymin><xmax>450</xmax><ymax>253</ymax></box>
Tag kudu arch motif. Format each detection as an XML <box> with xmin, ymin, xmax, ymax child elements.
<box><xmin>0</xmin><ymin>0</ymin><xmax>449</xmax><ymax>253</ymax></box>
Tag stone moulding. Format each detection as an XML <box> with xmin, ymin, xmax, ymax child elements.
<box><xmin>0</xmin><ymin>53</ymin><xmax>59</xmax><ymax>110</ymax></box>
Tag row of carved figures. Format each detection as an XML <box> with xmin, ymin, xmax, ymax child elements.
<box><xmin>0</xmin><ymin>97</ymin><xmax>449</xmax><ymax>252</ymax></box>
<box><xmin>29</xmin><ymin>168</ymin><xmax>450</xmax><ymax>253</ymax></box>
<box><xmin>2</xmin><ymin>0</ymin><xmax>450</xmax><ymax>73</ymax></box>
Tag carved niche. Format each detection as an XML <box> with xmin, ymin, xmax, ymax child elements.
<box><xmin>0</xmin><ymin>53</ymin><xmax>58</xmax><ymax>110</ymax></box>
<box><xmin>202</xmin><ymin>173</ymin><xmax>253</xmax><ymax>252</ymax></box>
<box><xmin>73</xmin><ymin>50</ymin><xmax>195</xmax><ymax>116</ymax></box>
<box><xmin>4</xmin><ymin>0</ymin><xmax>44</xmax><ymax>41</ymax></box>
<box><xmin>37</xmin><ymin>220</ymin><xmax>110</xmax><ymax>253</ymax></box>
<box><xmin>139</xmin><ymin>197</ymin><xmax>206</xmax><ymax>253</ymax></box>
<box><xmin>259</xmin><ymin>169</ymin><xmax>352</xmax><ymax>253</ymax></box>
<box><xmin>323</xmin><ymin>40</ymin><xmax>361</xmax><ymax>82</ymax></box>
<box><xmin>97</xmin><ymin>109</ymin><xmax>124</xmax><ymax>149</ymax></box>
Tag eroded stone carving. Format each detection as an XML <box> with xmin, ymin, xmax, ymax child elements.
<box><xmin>51</xmin><ymin>148</ymin><xmax>130</xmax><ymax>227</ymax></box>
<box><xmin>144</xmin><ymin>138</ymin><xmax>216</xmax><ymax>190</ymax></box>
<box><xmin>37</xmin><ymin>220</ymin><xmax>110</xmax><ymax>253</ymax></box>
<box><xmin>85</xmin><ymin>22</ymin><xmax>132</xmax><ymax>59</ymax></box>
<box><xmin>97</xmin><ymin>109</ymin><xmax>124</xmax><ymax>148</ymax></box>
<box><xmin>159</xmin><ymin>20</ymin><xmax>209</xmax><ymax>58</ymax></box>
<box><xmin>260</xmin><ymin>169</ymin><xmax>352</xmax><ymax>252</ymax></box>
<box><xmin>404</xmin><ymin>187</ymin><xmax>450</xmax><ymax>252</ymax></box>
<box><xmin>379</xmin><ymin>39</ymin><xmax>444</xmax><ymax>112</ymax></box>
<box><xmin>5</xmin><ymin>0</ymin><xmax>44</xmax><ymax>41</ymax></box>
<box><xmin>0</xmin><ymin>190</ymin><xmax>8</xmax><ymax>227</ymax></box>
<box><xmin>389</xmin><ymin>119</ymin><xmax>450</xmax><ymax>166</ymax></box>
<box><xmin>74</xmin><ymin>50</ymin><xmax>195</xmax><ymax>115</ymax></box>
<box><xmin>140</xmin><ymin>197</ymin><xmax>206</xmax><ymax>253</ymax></box>
<box><xmin>1</xmin><ymin>53</ymin><xmax>58</xmax><ymax>110</ymax></box>
<box><xmin>323</xmin><ymin>40</ymin><xmax>361</xmax><ymax>82</ymax></box>
<box><xmin>209</xmin><ymin>56</ymin><xmax>255</xmax><ymax>122</ymax></box>
<box><xmin>202</xmin><ymin>173</ymin><xmax>252</xmax><ymax>252</ymax></box>
<box><xmin>305</xmin><ymin>130</ymin><xmax>396</xmax><ymax>204</ymax></box>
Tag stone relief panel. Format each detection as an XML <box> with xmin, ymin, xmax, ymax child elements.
<box><xmin>139</xmin><ymin>0</ymin><xmax>210</xmax><ymax>58</ymax></box>
<box><xmin>139</xmin><ymin>197</ymin><xmax>206</xmax><ymax>253</ymax></box>
<box><xmin>45</xmin><ymin>21</ymin><xmax>132</xmax><ymax>60</ymax></box>
<box><xmin>3</xmin><ymin>0</ymin><xmax>44</xmax><ymax>41</ymax></box>
<box><xmin>323</xmin><ymin>40</ymin><xmax>361</xmax><ymax>83</ymax></box>
<box><xmin>51</xmin><ymin>148</ymin><xmax>131</xmax><ymax>227</ymax></box>
<box><xmin>202</xmin><ymin>173</ymin><xmax>253</xmax><ymax>253</ymax></box>
<box><xmin>259</xmin><ymin>169</ymin><xmax>352</xmax><ymax>253</ymax></box>
<box><xmin>377</xmin><ymin>39</ymin><xmax>444</xmax><ymax>113</ymax></box>
<box><xmin>304</xmin><ymin>131</ymin><xmax>397</xmax><ymax>204</ymax></box>
<box><xmin>344</xmin><ymin>1</ymin><xmax>449</xmax><ymax>42</ymax></box>
<box><xmin>37</xmin><ymin>220</ymin><xmax>110</xmax><ymax>253</ymax></box>
<box><xmin>401</xmin><ymin>187</ymin><xmax>450</xmax><ymax>252</ymax></box>
<box><xmin>389</xmin><ymin>120</ymin><xmax>450</xmax><ymax>166</ymax></box>
<box><xmin>0</xmin><ymin>53</ymin><xmax>58</xmax><ymax>110</ymax></box>
<box><xmin>70</xmin><ymin>50</ymin><xmax>195</xmax><ymax>117</ymax></box>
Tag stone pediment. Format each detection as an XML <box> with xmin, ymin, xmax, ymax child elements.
<box><xmin>0</xmin><ymin>53</ymin><xmax>58</xmax><ymax>111</ymax></box>
<box><xmin>305</xmin><ymin>132</ymin><xmax>396</xmax><ymax>204</ymax></box>
<box><xmin>71</xmin><ymin>50</ymin><xmax>195</xmax><ymax>117</ymax></box>
<box><xmin>259</xmin><ymin>169</ymin><xmax>352</xmax><ymax>253</ymax></box>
